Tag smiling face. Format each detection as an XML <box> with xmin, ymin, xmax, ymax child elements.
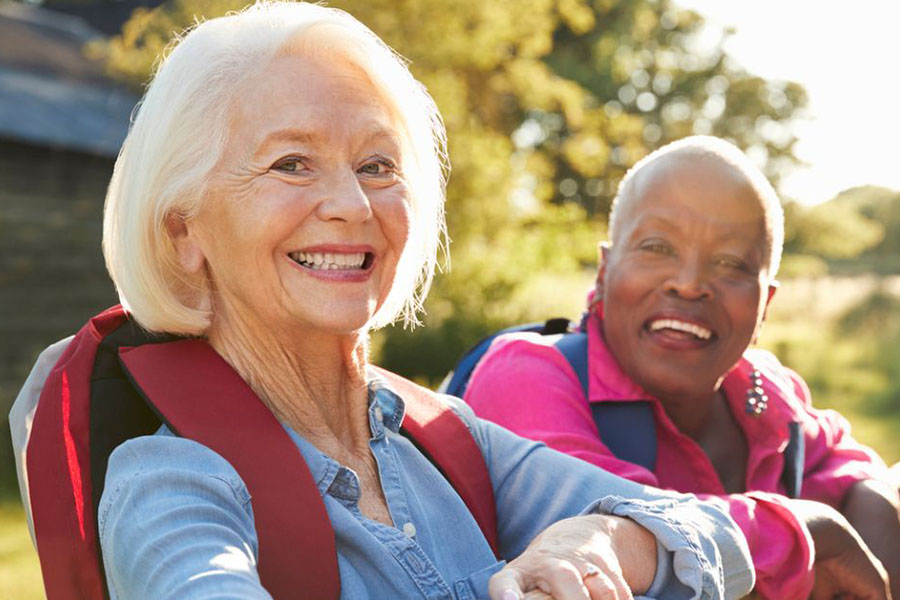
<box><xmin>171</xmin><ymin>53</ymin><xmax>411</xmax><ymax>337</ymax></box>
<box><xmin>598</xmin><ymin>153</ymin><xmax>776</xmax><ymax>401</ymax></box>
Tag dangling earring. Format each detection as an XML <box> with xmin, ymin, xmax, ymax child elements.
<box><xmin>744</xmin><ymin>369</ymin><xmax>768</xmax><ymax>416</ymax></box>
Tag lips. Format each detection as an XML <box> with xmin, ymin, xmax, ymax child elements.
<box><xmin>647</xmin><ymin>318</ymin><xmax>712</xmax><ymax>340</ymax></box>
<box><xmin>285</xmin><ymin>245</ymin><xmax>375</xmax><ymax>281</ymax></box>
<box><xmin>288</xmin><ymin>250</ymin><xmax>372</xmax><ymax>271</ymax></box>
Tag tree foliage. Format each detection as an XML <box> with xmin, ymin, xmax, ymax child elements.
<box><xmin>784</xmin><ymin>186</ymin><xmax>900</xmax><ymax>274</ymax></box>
<box><xmin>92</xmin><ymin>0</ymin><xmax>807</xmax><ymax>382</ymax></box>
<box><xmin>784</xmin><ymin>199</ymin><xmax>884</xmax><ymax>260</ymax></box>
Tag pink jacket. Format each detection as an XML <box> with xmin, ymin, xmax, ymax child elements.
<box><xmin>464</xmin><ymin>310</ymin><xmax>889</xmax><ymax>599</ymax></box>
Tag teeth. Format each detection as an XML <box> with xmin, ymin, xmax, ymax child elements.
<box><xmin>289</xmin><ymin>251</ymin><xmax>366</xmax><ymax>270</ymax></box>
<box><xmin>648</xmin><ymin>319</ymin><xmax>712</xmax><ymax>340</ymax></box>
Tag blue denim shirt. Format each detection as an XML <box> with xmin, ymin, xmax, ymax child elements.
<box><xmin>98</xmin><ymin>371</ymin><xmax>753</xmax><ymax>600</ymax></box>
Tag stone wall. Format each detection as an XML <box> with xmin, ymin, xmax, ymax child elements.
<box><xmin>0</xmin><ymin>139</ymin><xmax>118</xmax><ymax>488</ymax></box>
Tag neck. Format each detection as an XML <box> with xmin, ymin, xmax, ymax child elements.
<box><xmin>206</xmin><ymin>303</ymin><xmax>371</xmax><ymax>450</ymax></box>
<box><xmin>656</xmin><ymin>386</ymin><xmax>721</xmax><ymax>440</ymax></box>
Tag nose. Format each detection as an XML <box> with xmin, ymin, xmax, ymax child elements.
<box><xmin>316</xmin><ymin>169</ymin><xmax>373</xmax><ymax>223</ymax></box>
<box><xmin>663</xmin><ymin>259</ymin><xmax>713</xmax><ymax>301</ymax></box>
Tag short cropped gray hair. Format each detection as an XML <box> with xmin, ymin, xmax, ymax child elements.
<box><xmin>103</xmin><ymin>1</ymin><xmax>448</xmax><ymax>334</ymax></box>
<box><xmin>607</xmin><ymin>135</ymin><xmax>784</xmax><ymax>279</ymax></box>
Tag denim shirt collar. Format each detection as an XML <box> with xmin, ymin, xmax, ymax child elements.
<box><xmin>282</xmin><ymin>371</ymin><xmax>407</xmax><ymax>500</ymax></box>
<box><xmin>366</xmin><ymin>368</ymin><xmax>406</xmax><ymax>434</ymax></box>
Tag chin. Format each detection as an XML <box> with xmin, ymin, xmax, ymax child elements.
<box><xmin>313</xmin><ymin>315</ymin><xmax>373</xmax><ymax>336</ymax></box>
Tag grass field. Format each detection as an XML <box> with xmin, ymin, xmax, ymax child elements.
<box><xmin>0</xmin><ymin>500</ymin><xmax>44</xmax><ymax>600</ymax></box>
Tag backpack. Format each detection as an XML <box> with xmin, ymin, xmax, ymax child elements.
<box><xmin>439</xmin><ymin>317</ymin><xmax>805</xmax><ymax>497</ymax></box>
<box><xmin>24</xmin><ymin>305</ymin><xmax>498</xmax><ymax>600</ymax></box>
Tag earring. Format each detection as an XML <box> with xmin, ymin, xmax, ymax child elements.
<box><xmin>745</xmin><ymin>369</ymin><xmax>768</xmax><ymax>416</ymax></box>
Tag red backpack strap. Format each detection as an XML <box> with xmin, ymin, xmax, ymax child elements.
<box><xmin>372</xmin><ymin>367</ymin><xmax>500</xmax><ymax>557</ymax></box>
<box><xmin>27</xmin><ymin>305</ymin><xmax>130</xmax><ymax>600</ymax></box>
<box><xmin>117</xmin><ymin>339</ymin><xmax>340</xmax><ymax>600</ymax></box>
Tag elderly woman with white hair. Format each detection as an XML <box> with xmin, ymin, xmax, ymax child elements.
<box><xmin>11</xmin><ymin>3</ymin><xmax>756</xmax><ymax>600</ymax></box>
<box><xmin>465</xmin><ymin>136</ymin><xmax>900</xmax><ymax>599</ymax></box>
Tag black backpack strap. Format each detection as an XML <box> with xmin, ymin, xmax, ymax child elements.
<box><xmin>781</xmin><ymin>421</ymin><xmax>805</xmax><ymax>498</ymax></box>
<box><xmin>553</xmin><ymin>332</ymin><xmax>657</xmax><ymax>472</ymax></box>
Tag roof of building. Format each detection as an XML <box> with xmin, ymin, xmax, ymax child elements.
<box><xmin>0</xmin><ymin>2</ymin><xmax>139</xmax><ymax>157</ymax></box>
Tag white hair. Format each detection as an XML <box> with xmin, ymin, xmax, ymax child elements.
<box><xmin>607</xmin><ymin>135</ymin><xmax>784</xmax><ymax>279</ymax></box>
<box><xmin>103</xmin><ymin>1</ymin><xmax>448</xmax><ymax>334</ymax></box>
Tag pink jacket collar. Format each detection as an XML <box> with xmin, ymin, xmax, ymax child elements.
<box><xmin>585</xmin><ymin>309</ymin><xmax>797</xmax><ymax>450</ymax></box>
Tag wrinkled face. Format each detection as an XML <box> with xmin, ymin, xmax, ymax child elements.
<box><xmin>174</xmin><ymin>54</ymin><xmax>411</xmax><ymax>335</ymax></box>
<box><xmin>598</xmin><ymin>154</ymin><xmax>775</xmax><ymax>400</ymax></box>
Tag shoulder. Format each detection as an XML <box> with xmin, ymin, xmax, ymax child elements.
<box><xmin>468</xmin><ymin>331</ymin><xmax>578</xmax><ymax>391</ymax></box>
<box><xmin>102</xmin><ymin>430</ymin><xmax>252</xmax><ymax>513</ymax></box>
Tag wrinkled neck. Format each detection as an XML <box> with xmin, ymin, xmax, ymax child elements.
<box><xmin>206</xmin><ymin>303</ymin><xmax>372</xmax><ymax>451</ymax></box>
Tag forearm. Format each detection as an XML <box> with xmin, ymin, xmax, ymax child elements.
<box><xmin>582</xmin><ymin>514</ymin><xmax>656</xmax><ymax>594</ymax></box>
<box><xmin>843</xmin><ymin>479</ymin><xmax>900</xmax><ymax>597</ymax></box>
<box><xmin>788</xmin><ymin>497</ymin><xmax>890</xmax><ymax>600</ymax></box>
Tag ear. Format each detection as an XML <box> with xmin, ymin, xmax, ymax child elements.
<box><xmin>761</xmin><ymin>281</ymin><xmax>778</xmax><ymax>322</ymax></box>
<box><xmin>594</xmin><ymin>242</ymin><xmax>611</xmax><ymax>296</ymax></box>
<box><xmin>166</xmin><ymin>213</ymin><xmax>206</xmax><ymax>274</ymax></box>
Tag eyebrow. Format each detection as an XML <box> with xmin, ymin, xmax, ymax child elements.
<box><xmin>257</xmin><ymin>129</ymin><xmax>319</xmax><ymax>147</ymax></box>
<box><xmin>257</xmin><ymin>126</ymin><xmax>402</xmax><ymax>149</ymax></box>
<box><xmin>631</xmin><ymin>214</ymin><xmax>765</xmax><ymax>246</ymax></box>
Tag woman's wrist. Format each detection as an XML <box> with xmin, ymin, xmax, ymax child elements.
<box><xmin>583</xmin><ymin>514</ymin><xmax>656</xmax><ymax>594</ymax></box>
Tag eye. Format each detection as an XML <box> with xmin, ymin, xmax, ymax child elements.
<box><xmin>713</xmin><ymin>255</ymin><xmax>755</xmax><ymax>274</ymax></box>
<box><xmin>637</xmin><ymin>239</ymin><xmax>673</xmax><ymax>255</ymax></box>
<box><xmin>271</xmin><ymin>156</ymin><xmax>308</xmax><ymax>173</ymax></box>
<box><xmin>357</xmin><ymin>155</ymin><xmax>398</xmax><ymax>177</ymax></box>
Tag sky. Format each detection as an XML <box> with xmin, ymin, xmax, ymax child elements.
<box><xmin>674</xmin><ymin>0</ymin><xmax>900</xmax><ymax>205</ymax></box>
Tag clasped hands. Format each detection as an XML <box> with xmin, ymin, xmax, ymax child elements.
<box><xmin>486</xmin><ymin>499</ymin><xmax>893</xmax><ymax>600</ymax></box>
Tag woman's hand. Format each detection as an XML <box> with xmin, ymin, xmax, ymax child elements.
<box><xmin>488</xmin><ymin>514</ymin><xmax>656</xmax><ymax>600</ymax></box>
<box><xmin>787</xmin><ymin>498</ymin><xmax>890</xmax><ymax>600</ymax></box>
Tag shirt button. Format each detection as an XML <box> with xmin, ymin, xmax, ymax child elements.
<box><xmin>402</xmin><ymin>522</ymin><xmax>416</xmax><ymax>538</ymax></box>
<box><xmin>373</xmin><ymin>406</ymin><xmax>384</xmax><ymax>423</ymax></box>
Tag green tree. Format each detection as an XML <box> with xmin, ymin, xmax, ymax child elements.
<box><xmin>784</xmin><ymin>199</ymin><xmax>884</xmax><ymax>260</ymax></box>
<box><xmin>91</xmin><ymin>0</ymin><xmax>806</xmax><ymax>382</ymax></box>
<box><xmin>532</xmin><ymin>1</ymin><xmax>808</xmax><ymax>216</ymax></box>
<box><xmin>834</xmin><ymin>186</ymin><xmax>900</xmax><ymax>259</ymax></box>
<box><xmin>783</xmin><ymin>186</ymin><xmax>900</xmax><ymax>275</ymax></box>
